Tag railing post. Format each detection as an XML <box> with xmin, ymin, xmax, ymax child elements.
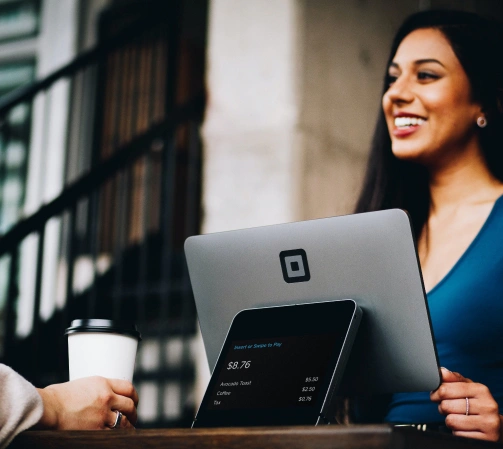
<box><xmin>31</xmin><ymin>227</ymin><xmax>46</xmax><ymax>383</ymax></box>
<box><xmin>156</xmin><ymin>0</ymin><xmax>182</xmax><ymax>423</ymax></box>
<box><xmin>88</xmin><ymin>189</ymin><xmax>101</xmax><ymax>317</ymax></box>
<box><xmin>179</xmin><ymin>120</ymin><xmax>202</xmax><ymax>417</ymax></box>
<box><xmin>58</xmin><ymin>205</ymin><xmax>77</xmax><ymax>379</ymax></box>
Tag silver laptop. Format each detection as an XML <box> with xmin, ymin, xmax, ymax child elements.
<box><xmin>185</xmin><ymin>209</ymin><xmax>441</xmax><ymax>395</ymax></box>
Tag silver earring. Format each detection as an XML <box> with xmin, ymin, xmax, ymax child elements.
<box><xmin>477</xmin><ymin>116</ymin><xmax>488</xmax><ymax>128</ymax></box>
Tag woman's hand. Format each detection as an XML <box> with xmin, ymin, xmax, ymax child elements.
<box><xmin>430</xmin><ymin>367</ymin><xmax>502</xmax><ymax>442</ymax></box>
<box><xmin>36</xmin><ymin>376</ymin><xmax>139</xmax><ymax>430</ymax></box>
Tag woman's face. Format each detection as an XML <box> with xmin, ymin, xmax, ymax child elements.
<box><xmin>382</xmin><ymin>27</ymin><xmax>483</xmax><ymax>167</ymax></box>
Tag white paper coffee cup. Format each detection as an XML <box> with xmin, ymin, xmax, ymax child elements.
<box><xmin>66</xmin><ymin>319</ymin><xmax>142</xmax><ymax>382</ymax></box>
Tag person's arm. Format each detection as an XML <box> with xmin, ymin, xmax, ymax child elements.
<box><xmin>0</xmin><ymin>364</ymin><xmax>139</xmax><ymax>449</ymax></box>
<box><xmin>0</xmin><ymin>364</ymin><xmax>43</xmax><ymax>449</ymax></box>
<box><xmin>430</xmin><ymin>367</ymin><xmax>502</xmax><ymax>442</ymax></box>
<box><xmin>35</xmin><ymin>376</ymin><xmax>138</xmax><ymax>430</ymax></box>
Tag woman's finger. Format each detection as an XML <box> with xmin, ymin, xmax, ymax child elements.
<box><xmin>106</xmin><ymin>410</ymin><xmax>135</xmax><ymax>429</ymax></box>
<box><xmin>440</xmin><ymin>367</ymin><xmax>471</xmax><ymax>383</ymax></box>
<box><xmin>445</xmin><ymin>414</ymin><xmax>483</xmax><ymax>431</ymax></box>
<box><xmin>109</xmin><ymin>379</ymin><xmax>139</xmax><ymax>406</ymax></box>
<box><xmin>110</xmin><ymin>396</ymin><xmax>137</xmax><ymax>425</ymax></box>
<box><xmin>452</xmin><ymin>431</ymin><xmax>493</xmax><ymax>441</ymax></box>
<box><xmin>438</xmin><ymin>398</ymin><xmax>471</xmax><ymax>416</ymax></box>
<box><xmin>431</xmin><ymin>382</ymin><xmax>489</xmax><ymax>401</ymax></box>
<box><xmin>446</xmin><ymin>413</ymin><xmax>501</xmax><ymax>435</ymax></box>
<box><xmin>439</xmin><ymin>397</ymin><xmax>498</xmax><ymax>417</ymax></box>
<box><xmin>106</xmin><ymin>410</ymin><xmax>122</xmax><ymax>429</ymax></box>
<box><xmin>118</xmin><ymin>414</ymin><xmax>134</xmax><ymax>429</ymax></box>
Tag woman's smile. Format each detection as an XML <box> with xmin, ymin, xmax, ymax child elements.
<box><xmin>392</xmin><ymin>113</ymin><xmax>427</xmax><ymax>137</ymax></box>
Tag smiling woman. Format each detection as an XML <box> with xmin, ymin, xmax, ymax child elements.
<box><xmin>353</xmin><ymin>10</ymin><xmax>503</xmax><ymax>443</ymax></box>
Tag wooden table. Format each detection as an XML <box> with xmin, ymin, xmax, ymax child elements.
<box><xmin>10</xmin><ymin>425</ymin><xmax>503</xmax><ymax>449</ymax></box>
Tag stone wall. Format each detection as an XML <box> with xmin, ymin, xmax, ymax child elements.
<box><xmin>202</xmin><ymin>0</ymin><xmax>300</xmax><ymax>234</ymax></box>
<box><xmin>296</xmin><ymin>0</ymin><xmax>418</xmax><ymax>219</ymax></box>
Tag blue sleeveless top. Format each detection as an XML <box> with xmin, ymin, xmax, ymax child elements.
<box><xmin>385</xmin><ymin>195</ymin><xmax>503</xmax><ymax>423</ymax></box>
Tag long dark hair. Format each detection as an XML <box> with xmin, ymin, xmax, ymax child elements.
<box><xmin>355</xmin><ymin>10</ymin><xmax>503</xmax><ymax>236</ymax></box>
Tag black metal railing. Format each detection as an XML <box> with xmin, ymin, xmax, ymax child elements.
<box><xmin>0</xmin><ymin>2</ymin><xmax>205</xmax><ymax>428</ymax></box>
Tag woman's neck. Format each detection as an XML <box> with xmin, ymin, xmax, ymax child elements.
<box><xmin>428</xmin><ymin>148</ymin><xmax>503</xmax><ymax>215</ymax></box>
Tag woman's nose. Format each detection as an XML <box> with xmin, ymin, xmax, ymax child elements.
<box><xmin>384</xmin><ymin>76</ymin><xmax>415</xmax><ymax>104</ymax></box>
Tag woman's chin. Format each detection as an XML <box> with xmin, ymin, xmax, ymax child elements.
<box><xmin>391</xmin><ymin>145</ymin><xmax>429</xmax><ymax>163</ymax></box>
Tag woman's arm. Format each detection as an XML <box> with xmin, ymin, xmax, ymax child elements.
<box><xmin>0</xmin><ymin>364</ymin><xmax>43</xmax><ymax>449</ymax></box>
<box><xmin>0</xmin><ymin>364</ymin><xmax>139</xmax><ymax>449</ymax></box>
<box><xmin>430</xmin><ymin>367</ymin><xmax>502</xmax><ymax>442</ymax></box>
<box><xmin>36</xmin><ymin>376</ymin><xmax>138</xmax><ymax>430</ymax></box>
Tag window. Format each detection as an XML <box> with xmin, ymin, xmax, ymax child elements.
<box><xmin>0</xmin><ymin>61</ymin><xmax>35</xmax><ymax>233</ymax></box>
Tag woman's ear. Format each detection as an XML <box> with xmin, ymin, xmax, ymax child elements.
<box><xmin>475</xmin><ymin>104</ymin><xmax>486</xmax><ymax>125</ymax></box>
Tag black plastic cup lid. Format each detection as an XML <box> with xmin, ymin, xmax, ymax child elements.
<box><xmin>65</xmin><ymin>319</ymin><xmax>142</xmax><ymax>341</ymax></box>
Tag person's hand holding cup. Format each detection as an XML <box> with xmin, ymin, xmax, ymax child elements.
<box><xmin>51</xmin><ymin>319</ymin><xmax>142</xmax><ymax>429</ymax></box>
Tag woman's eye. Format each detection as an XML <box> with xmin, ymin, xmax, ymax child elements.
<box><xmin>386</xmin><ymin>74</ymin><xmax>398</xmax><ymax>85</ymax></box>
<box><xmin>417</xmin><ymin>72</ymin><xmax>439</xmax><ymax>81</ymax></box>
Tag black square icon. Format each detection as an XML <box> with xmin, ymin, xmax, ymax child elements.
<box><xmin>279</xmin><ymin>249</ymin><xmax>310</xmax><ymax>283</ymax></box>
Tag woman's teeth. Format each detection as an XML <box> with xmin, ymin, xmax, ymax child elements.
<box><xmin>394</xmin><ymin>117</ymin><xmax>425</xmax><ymax>128</ymax></box>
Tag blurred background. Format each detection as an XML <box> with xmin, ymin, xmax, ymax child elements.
<box><xmin>0</xmin><ymin>0</ymin><xmax>501</xmax><ymax>429</ymax></box>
